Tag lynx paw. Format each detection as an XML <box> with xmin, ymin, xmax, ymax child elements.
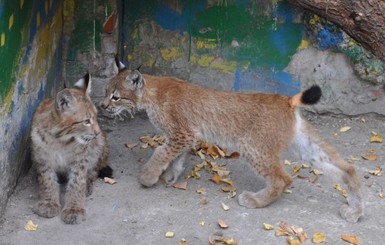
<box><xmin>32</xmin><ymin>201</ymin><xmax>60</xmax><ymax>218</ymax></box>
<box><xmin>340</xmin><ymin>204</ymin><xmax>363</xmax><ymax>223</ymax></box>
<box><xmin>139</xmin><ymin>168</ymin><xmax>160</xmax><ymax>187</ymax></box>
<box><xmin>61</xmin><ymin>208</ymin><xmax>86</xmax><ymax>224</ymax></box>
<box><xmin>238</xmin><ymin>191</ymin><xmax>261</xmax><ymax>208</ymax></box>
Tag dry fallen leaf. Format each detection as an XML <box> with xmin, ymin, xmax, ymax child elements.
<box><xmin>283</xmin><ymin>189</ymin><xmax>292</xmax><ymax>194</ymax></box>
<box><xmin>221</xmin><ymin>202</ymin><xmax>230</xmax><ymax>211</ymax></box>
<box><xmin>223</xmin><ymin>237</ymin><xmax>238</xmax><ymax>245</ymax></box>
<box><xmin>284</xmin><ymin>159</ymin><xmax>291</xmax><ymax>165</ymax></box>
<box><xmin>196</xmin><ymin>188</ymin><xmax>207</xmax><ymax>195</ymax></box>
<box><xmin>199</xmin><ymin>220</ymin><xmax>205</xmax><ymax>226</ymax></box>
<box><xmin>173</xmin><ymin>181</ymin><xmax>187</xmax><ymax>190</ymax></box>
<box><xmin>210</xmin><ymin>175</ymin><xmax>222</xmax><ymax>184</ymax></box>
<box><xmin>379</xmin><ymin>192</ymin><xmax>385</xmax><ymax>199</ymax></box>
<box><xmin>340</xmin><ymin>126</ymin><xmax>351</xmax><ymax>132</ymax></box>
<box><xmin>165</xmin><ymin>231</ymin><xmax>175</xmax><ymax>238</ymax></box>
<box><xmin>263</xmin><ymin>223</ymin><xmax>275</xmax><ymax>230</ymax></box>
<box><xmin>312</xmin><ymin>232</ymin><xmax>326</xmax><ymax>244</ymax></box>
<box><xmin>334</xmin><ymin>184</ymin><xmax>348</xmax><ymax>198</ymax></box>
<box><xmin>220</xmin><ymin>178</ymin><xmax>234</xmax><ymax>186</ymax></box>
<box><xmin>311</xmin><ymin>169</ymin><xmax>323</xmax><ymax>176</ymax></box>
<box><xmin>201</xmin><ymin>198</ymin><xmax>208</xmax><ymax>205</ymax></box>
<box><xmin>370</xmin><ymin>132</ymin><xmax>383</xmax><ymax>143</ymax></box>
<box><xmin>275</xmin><ymin>228</ymin><xmax>290</xmax><ymax>237</ymax></box>
<box><xmin>221</xmin><ymin>184</ymin><xmax>236</xmax><ymax>193</ymax></box>
<box><xmin>361</xmin><ymin>153</ymin><xmax>377</xmax><ymax>161</ymax></box>
<box><xmin>341</xmin><ymin>234</ymin><xmax>359</xmax><ymax>245</ymax></box>
<box><xmin>24</xmin><ymin>220</ymin><xmax>38</xmax><ymax>231</ymax></box>
<box><xmin>368</xmin><ymin>166</ymin><xmax>382</xmax><ymax>176</ymax></box>
<box><xmin>287</xmin><ymin>238</ymin><xmax>301</xmax><ymax>245</ymax></box>
<box><xmin>218</xmin><ymin>219</ymin><xmax>229</xmax><ymax>229</ymax></box>
<box><xmin>125</xmin><ymin>142</ymin><xmax>138</xmax><ymax>149</ymax></box>
<box><xmin>226</xmin><ymin>152</ymin><xmax>240</xmax><ymax>159</ymax></box>
<box><xmin>177</xmin><ymin>238</ymin><xmax>188</xmax><ymax>245</ymax></box>
<box><xmin>104</xmin><ymin>177</ymin><xmax>117</xmax><ymax>185</ymax></box>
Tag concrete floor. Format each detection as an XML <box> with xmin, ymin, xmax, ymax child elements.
<box><xmin>1</xmin><ymin>78</ymin><xmax>385</xmax><ymax>245</ymax></box>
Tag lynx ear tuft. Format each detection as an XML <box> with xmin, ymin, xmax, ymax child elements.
<box><xmin>115</xmin><ymin>57</ymin><xmax>126</xmax><ymax>72</ymax></box>
<box><xmin>74</xmin><ymin>73</ymin><xmax>92</xmax><ymax>94</ymax></box>
<box><xmin>128</xmin><ymin>70</ymin><xmax>144</xmax><ymax>89</ymax></box>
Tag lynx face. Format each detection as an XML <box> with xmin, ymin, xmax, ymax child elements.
<box><xmin>101</xmin><ymin>69</ymin><xmax>143</xmax><ymax>117</ymax></box>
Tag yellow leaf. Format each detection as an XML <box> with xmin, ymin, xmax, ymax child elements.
<box><xmin>24</xmin><ymin>220</ymin><xmax>38</xmax><ymax>231</ymax></box>
<box><xmin>368</xmin><ymin>166</ymin><xmax>382</xmax><ymax>176</ymax></box>
<box><xmin>361</xmin><ymin>154</ymin><xmax>377</xmax><ymax>161</ymax></box>
<box><xmin>165</xmin><ymin>231</ymin><xmax>175</xmax><ymax>238</ymax></box>
<box><xmin>339</xmin><ymin>126</ymin><xmax>351</xmax><ymax>132</ymax></box>
<box><xmin>379</xmin><ymin>192</ymin><xmax>385</xmax><ymax>199</ymax></box>
<box><xmin>220</xmin><ymin>178</ymin><xmax>234</xmax><ymax>186</ymax></box>
<box><xmin>177</xmin><ymin>239</ymin><xmax>188</xmax><ymax>245</ymax></box>
<box><xmin>104</xmin><ymin>177</ymin><xmax>117</xmax><ymax>185</ymax></box>
<box><xmin>199</xmin><ymin>220</ymin><xmax>205</xmax><ymax>226</ymax></box>
<box><xmin>263</xmin><ymin>223</ymin><xmax>274</xmax><ymax>230</ymax></box>
<box><xmin>370</xmin><ymin>134</ymin><xmax>383</xmax><ymax>143</ymax></box>
<box><xmin>292</xmin><ymin>166</ymin><xmax>301</xmax><ymax>173</ymax></box>
<box><xmin>221</xmin><ymin>184</ymin><xmax>236</xmax><ymax>192</ymax></box>
<box><xmin>284</xmin><ymin>160</ymin><xmax>291</xmax><ymax>165</ymax></box>
<box><xmin>287</xmin><ymin>238</ymin><xmax>301</xmax><ymax>245</ymax></box>
<box><xmin>173</xmin><ymin>181</ymin><xmax>187</xmax><ymax>190</ymax></box>
<box><xmin>223</xmin><ymin>237</ymin><xmax>238</xmax><ymax>245</ymax></box>
<box><xmin>210</xmin><ymin>175</ymin><xmax>222</xmax><ymax>184</ymax></box>
<box><xmin>301</xmin><ymin>163</ymin><xmax>310</xmax><ymax>168</ymax></box>
<box><xmin>312</xmin><ymin>232</ymin><xmax>326</xmax><ymax>244</ymax></box>
<box><xmin>218</xmin><ymin>219</ymin><xmax>229</xmax><ymax>229</ymax></box>
<box><xmin>275</xmin><ymin>228</ymin><xmax>290</xmax><ymax>237</ymax></box>
<box><xmin>196</xmin><ymin>188</ymin><xmax>207</xmax><ymax>195</ymax></box>
<box><xmin>284</xmin><ymin>189</ymin><xmax>292</xmax><ymax>194</ymax></box>
<box><xmin>311</xmin><ymin>169</ymin><xmax>323</xmax><ymax>175</ymax></box>
<box><xmin>334</xmin><ymin>184</ymin><xmax>348</xmax><ymax>198</ymax></box>
<box><xmin>341</xmin><ymin>234</ymin><xmax>359</xmax><ymax>245</ymax></box>
<box><xmin>221</xmin><ymin>202</ymin><xmax>230</xmax><ymax>211</ymax></box>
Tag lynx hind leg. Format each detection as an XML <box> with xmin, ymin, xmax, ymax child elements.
<box><xmin>238</xmin><ymin>153</ymin><xmax>293</xmax><ymax>208</ymax></box>
<box><xmin>295</xmin><ymin>118</ymin><xmax>363</xmax><ymax>223</ymax></box>
<box><xmin>161</xmin><ymin>152</ymin><xmax>187</xmax><ymax>186</ymax></box>
<box><xmin>33</xmin><ymin>169</ymin><xmax>61</xmax><ymax>218</ymax></box>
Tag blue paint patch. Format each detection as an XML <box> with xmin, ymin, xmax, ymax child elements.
<box><xmin>233</xmin><ymin>67</ymin><xmax>300</xmax><ymax>96</ymax></box>
<box><xmin>17</xmin><ymin>81</ymin><xmax>23</xmax><ymax>97</ymax></box>
<box><xmin>317</xmin><ymin>26</ymin><xmax>343</xmax><ymax>50</ymax></box>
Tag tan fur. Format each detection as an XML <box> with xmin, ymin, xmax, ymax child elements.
<box><xmin>102</xmin><ymin>69</ymin><xmax>363</xmax><ymax>223</ymax></box>
<box><xmin>31</xmin><ymin>75</ymin><xmax>109</xmax><ymax>224</ymax></box>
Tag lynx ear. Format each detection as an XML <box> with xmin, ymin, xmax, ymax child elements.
<box><xmin>56</xmin><ymin>89</ymin><xmax>74</xmax><ymax>111</ymax></box>
<box><xmin>127</xmin><ymin>70</ymin><xmax>144</xmax><ymax>89</ymax></box>
<box><xmin>74</xmin><ymin>73</ymin><xmax>92</xmax><ymax>94</ymax></box>
<box><xmin>115</xmin><ymin>57</ymin><xmax>126</xmax><ymax>72</ymax></box>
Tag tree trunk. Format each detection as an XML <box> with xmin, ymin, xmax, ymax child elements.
<box><xmin>287</xmin><ymin>0</ymin><xmax>385</xmax><ymax>61</ymax></box>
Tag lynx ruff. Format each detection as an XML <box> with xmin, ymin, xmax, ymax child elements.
<box><xmin>102</xmin><ymin>61</ymin><xmax>363</xmax><ymax>223</ymax></box>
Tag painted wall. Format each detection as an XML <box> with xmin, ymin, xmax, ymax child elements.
<box><xmin>0</xmin><ymin>0</ymin><xmax>63</xmax><ymax>218</ymax></box>
<box><xmin>122</xmin><ymin>0</ymin><xmax>304</xmax><ymax>96</ymax></box>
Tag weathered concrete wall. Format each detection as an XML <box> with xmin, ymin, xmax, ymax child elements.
<box><xmin>0</xmin><ymin>0</ymin><xmax>63</xmax><ymax>219</ymax></box>
<box><xmin>120</xmin><ymin>0</ymin><xmax>385</xmax><ymax>116</ymax></box>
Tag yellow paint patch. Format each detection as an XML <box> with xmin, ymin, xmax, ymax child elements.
<box><xmin>192</xmin><ymin>55</ymin><xmax>237</xmax><ymax>74</ymax></box>
<box><xmin>36</xmin><ymin>12</ymin><xmax>41</xmax><ymax>28</ymax></box>
<box><xmin>127</xmin><ymin>54</ymin><xmax>133</xmax><ymax>62</ymax></box>
<box><xmin>160</xmin><ymin>47</ymin><xmax>181</xmax><ymax>61</ymax></box>
<box><xmin>197</xmin><ymin>55</ymin><xmax>214</xmax><ymax>67</ymax></box>
<box><xmin>2</xmin><ymin>84</ymin><xmax>15</xmax><ymax>114</ymax></box>
<box><xmin>1</xmin><ymin>33</ymin><xmax>5</xmax><ymax>47</ymax></box>
<box><xmin>45</xmin><ymin>0</ymin><xmax>49</xmax><ymax>15</ymax></box>
<box><xmin>9</xmin><ymin>14</ymin><xmax>14</xmax><ymax>30</ymax></box>
<box><xmin>143</xmin><ymin>57</ymin><xmax>156</xmax><ymax>67</ymax></box>
<box><xmin>20</xmin><ymin>0</ymin><xmax>24</xmax><ymax>8</ymax></box>
<box><xmin>196</xmin><ymin>39</ymin><xmax>217</xmax><ymax>49</ymax></box>
<box><xmin>298</xmin><ymin>39</ymin><xmax>309</xmax><ymax>50</ymax></box>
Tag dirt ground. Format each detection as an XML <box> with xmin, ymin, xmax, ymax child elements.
<box><xmin>1</xmin><ymin>78</ymin><xmax>385</xmax><ymax>245</ymax></box>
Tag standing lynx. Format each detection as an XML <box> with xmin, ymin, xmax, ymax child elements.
<box><xmin>31</xmin><ymin>74</ymin><xmax>112</xmax><ymax>224</ymax></box>
<box><xmin>101</xmin><ymin>61</ymin><xmax>363</xmax><ymax>223</ymax></box>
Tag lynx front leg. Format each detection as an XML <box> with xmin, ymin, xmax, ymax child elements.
<box><xmin>140</xmin><ymin>134</ymin><xmax>193</xmax><ymax>187</ymax></box>
<box><xmin>61</xmin><ymin>161</ymin><xmax>87</xmax><ymax>224</ymax></box>
<box><xmin>33</xmin><ymin>167</ymin><xmax>61</xmax><ymax>218</ymax></box>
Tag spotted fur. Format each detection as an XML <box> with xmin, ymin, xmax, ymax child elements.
<box><xmin>102</xmin><ymin>63</ymin><xmax>363</xmax><ymax>223</ymax></box>
<box><xmin>31</xmin><ymin>74</ymin><xmax>111</xmax><ymax>224</ymax></box>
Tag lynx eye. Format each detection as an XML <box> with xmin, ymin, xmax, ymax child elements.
<box><xmin>83</xmin><ymin>118</ymin><xmax>92</xmax><ymax>126</ymax></box>
<box><xmin>111</xmin><ymin>95</ymin><xmax>120</xmax><ymax>102</ymax></box>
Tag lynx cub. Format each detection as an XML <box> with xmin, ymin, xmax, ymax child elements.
<box><xmin>31</xmin><ymin>74</ymin><xmax>111</xmax><ymax>224</ymax></box>
<box><xmin>102</xmin><ymin>61</ymin><xmax>363</xmax><ymax>223</ymax></box>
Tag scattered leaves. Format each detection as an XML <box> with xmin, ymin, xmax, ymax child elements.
<box><xmin>24</xmin><ymin>220</ymin><xmax>38</xmax><ymax>231</ymax></box>
<box><xmin>368</xmin><ymin>166</ymin><xmax>382</xmax><ymax>176</ymax></box>
<box><xmin>275</xmin><ymin>222</ymin><xmax>307</xmax><ymax>244</ymax></box>
<box><xmin>218</xmin><ymin>219</ymin><xmax>229</xmax><ymax>229</ymax></box>
<box><xmin>312</xmin><ymin>232</ymin><xmax>326</xmax><ymax>244</ymax></box>
<box><xmin>221</xmin><ymin>202</ymin><xmax>230</xmax><ymax>211</ymax></box>
<box><xmin>173</xmin><ymin>181</ymin><xmax>188</xmax><ymax>190</ymax></box>
<box><xmin>209</xmin><ymin>236</ymin><xmax>238</xmax><ymax>245</ymax></box>
<box><xmin>339</xmin><ymin>126</ymin><xmax>351</xmax><ymax>132</ymax></box>
<box><xmin>104</xmin><ymin>177</ymin><xmax>117</xmax><ymax>185</ymax></box>
<box><xmin>165</xmin><ymin>231</ymin><xmax>175</xmax><ymax>238</ymax></box>
<box><xmin>263</xmin><ymin>223</ymin><xmax>275</xmax><ymax>230</ymax></box>
<box><xmin>370</xmin><ymin>132</ymin><xmax>383</xmax><ymax>143</ymax></box>
<box><xmin>334</xmin><ymin>184</ymin><xmax>348</xmax><ymax>198</ymax></box>
<box><xmin>140</xmin><ymin>135</ymin><xmax>165</xmax><ymax>148</ymax></box>
<box><xmin>341</xmin><ymin>234</ymin><xmax>359</xmax><ymax>245</ymax></box>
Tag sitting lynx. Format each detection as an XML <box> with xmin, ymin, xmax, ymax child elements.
<box><xmin>101</xmin><ymin>61</ymin><xmax>363</xmax><ymax>223</ymax></box>
<box><xmin>31</xmin><ymin>74</ymin><xmax>112</xmax><ymax>224</ymax></box>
